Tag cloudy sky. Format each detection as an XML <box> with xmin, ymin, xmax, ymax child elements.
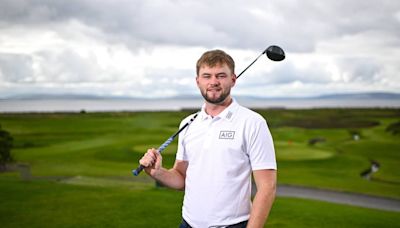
<box><xmin>0</xmin><ymin>0</ymin><xmax>399</xmax><ymax>98</ymax></box>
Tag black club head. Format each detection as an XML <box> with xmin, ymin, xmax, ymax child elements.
<box><xmin>265</xmin><ymin>45</ymin><xmax>285</xmax><ymax>61</ymax></box>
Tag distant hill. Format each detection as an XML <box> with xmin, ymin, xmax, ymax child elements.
<box><xmin>1</xmin><ymin>92</ymin><xmax>400</xmax><ymax>100</ymax></box>
<box><xmin>178</xmin><ymin>92</ymin><xmax>400</xmax><ymax>100</ymax></box>
<box><xmin>0</xmin><ymin>94</ymin><xmax>132</xmax><ymax>100</ymax></box>
<box><xmin>315</xmin><ymin>92</ymin><xmax>400</xmax><ymax>100</ymax></box>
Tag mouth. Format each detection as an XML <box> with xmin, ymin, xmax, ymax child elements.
<box><xmin>207</xmin><ymin>87</ymin><xmax>221</xmax><ymax>92</ymax></box>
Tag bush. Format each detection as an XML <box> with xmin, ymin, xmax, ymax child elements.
<box><xmin>386</xmin><ymin>121</ymin><xmax>400</xmax><ymax>135</ymax></box>
<box><xmin>308</xmin><ymin>137</ymin><xmax>326</xmax><ymax>146</ymax></box>
<box><xmin>0</xmin><ymin>124</ymin><xmax>14</xmax><ymax>170</ymax></box>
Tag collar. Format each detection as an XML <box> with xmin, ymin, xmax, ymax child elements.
<box><xmin>199</xmin><ymin>98</ymin><xmax>239</xmax><ymax>122</ymax></box>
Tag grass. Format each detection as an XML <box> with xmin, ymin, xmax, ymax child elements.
<box><xmin>0</xmin><ymin>108</ymin><xmax>399</xmax><ymax>227</ymax></box>
<box><xmin>269</xmin><ymin>197</ymin><xmax>400</xmax><ymax>228</ymax></box>
<box><xmin>0</xmin><ymin>176</ymin><xmax>183</xmax><ymax>228</ymax></box>
<box><xmin>0</xmin><ymin>176</ymin><xmax>399</xmax><ymax>228</ymax></box>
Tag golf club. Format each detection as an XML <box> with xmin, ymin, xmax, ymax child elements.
<box><xmin>132</xmin><ymin>45</ymin><xmax>285</xmax><ymax>176</ymax></box>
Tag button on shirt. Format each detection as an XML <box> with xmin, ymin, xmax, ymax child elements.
<box><xmin>176</xmin><ymin>99</ymin><xmax>276</xmax><ymax>228</ymax></box>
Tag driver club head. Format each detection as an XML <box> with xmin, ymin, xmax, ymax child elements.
<box><xmin>265</xmin><ymin>45</ymin><xmax>285</xmax><ymax>61</ymax></box>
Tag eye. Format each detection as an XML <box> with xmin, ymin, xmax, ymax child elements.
<box><xmin>216</xmin><ymin>74</ymin><xmax>227</xmax><ymax>79</ymax></box>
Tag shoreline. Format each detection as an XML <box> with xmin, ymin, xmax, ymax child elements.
<box><xmin>1</xmin><ymin>98</ymin><xmax>400</xmax><ymax>113</ymax></box>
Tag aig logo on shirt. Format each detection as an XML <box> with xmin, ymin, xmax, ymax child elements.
<box><xmin>219</xmin><ymin>131</ymin><xmax>235</xmax><ymax>139</ymax></box>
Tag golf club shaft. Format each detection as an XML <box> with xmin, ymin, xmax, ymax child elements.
<box><xmin>236</xmin><ymin>51</ymin><xmax>265</xmax><ymax>79</ymax></box>
<box><xmin>132</xmin><ymin>113</ymin><xmax>198</xmax><ymax>176</ymax></box>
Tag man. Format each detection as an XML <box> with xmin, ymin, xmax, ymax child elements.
<box><xmin>139</xmin><ymin>50</ymin><xmax>277</xmax><ymax>228</ymax></box>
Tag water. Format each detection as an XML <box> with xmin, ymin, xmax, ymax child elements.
<box><xmin>0</xmin><ymin>98</ymin><xmax>399</xmax><ymax>113</ymax></box>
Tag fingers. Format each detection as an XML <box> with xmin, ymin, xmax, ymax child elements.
<box><xmin>139</xmin><ymin>148</ymin><xmax>159</xmax><ymax>168</ymax></box>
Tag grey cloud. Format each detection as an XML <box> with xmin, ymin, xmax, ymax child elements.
<box><xmin>35</xmin><ymin>50</ymin><xmax>99</xmax><ymax>83</ymax></box>
<box><xmin>336</xmin><ymin>57</ymin><xmax>382</xmax><ymax>82</ymax></box>
<box><xmin>0</xmin><ymin>0</ymin><xmax>399</xmax><ymax>98</ymax></box>
<box><xmin>142</xmin><ymin>68</ymin><xmax>198</xmax><ymax>96</ymax></box>
<box><xmin>1</xmin><ymin>0</ymin><xmax>398</xmax><ymax>52</ymax></box>
<box><xmin>238</xmin><ymin>56</ymin><xmax>384</xmax><ymax>91</ymax></box>
<box><xmin>237</xmin><ymin>61</ymin><xmax>332</xmax><ymax>90</ymax></box>
<box><xmin>0</xmin><ymin>53</ymin><xmax>34</xmax><ymax>82</ymax></box>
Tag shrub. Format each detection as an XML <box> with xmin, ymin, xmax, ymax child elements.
<box><xmin>386</xmin><ymin>121</ymin><xmax>400</xmax><ymax>135</ymax></box>
<box><xmin>0</xmin><ymin>124</ymin><xmax>14</xmax><ymax>170</ymax></box>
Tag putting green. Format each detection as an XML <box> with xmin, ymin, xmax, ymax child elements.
<box><xmin>275</xmin><ymin>141</ymin><xmax>335</xmax><ymax>161</ymax></box>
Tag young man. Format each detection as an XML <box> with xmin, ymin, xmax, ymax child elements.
<box><xmin>139</xmin><ymin>50</ymin><xmax>277</xmax><ymax>228</ymax></box>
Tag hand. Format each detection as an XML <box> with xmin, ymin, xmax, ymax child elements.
<box><xmin>139</xmin><ymin>148</ymin><xmax>162</xmax><ymax>175</ymax></box>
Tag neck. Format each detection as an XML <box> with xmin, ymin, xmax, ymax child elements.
<box><xmin>205</xmin><ymin>97</ymin><xmax>233</xmax><ymax>117</ymax></box>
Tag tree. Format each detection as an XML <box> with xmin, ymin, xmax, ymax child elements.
<box><xmin>0</xmin><ymin>124</ymin><xmax>14</xmax><ymax>170</ymax></box>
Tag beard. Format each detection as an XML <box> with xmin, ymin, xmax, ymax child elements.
<box><xmin>201</xmin><ymin>88</ymin><xmax>231</xmax><ymax>104</ymax></box>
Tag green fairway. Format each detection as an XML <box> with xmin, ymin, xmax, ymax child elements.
<box><xmin>0</xmin><ymin>176</ymin><xmax>399</xmax><ymax>228</ymax></box>
<box><xmin>0</xmin><ymin>108</ymin><xmax>399</xmax><ymax>227</ymax></box>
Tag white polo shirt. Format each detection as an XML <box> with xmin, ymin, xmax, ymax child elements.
<box><xmin>176</xmin><ymin>99</ymin><xmax>276</xmax><ymax>228</ymax></box>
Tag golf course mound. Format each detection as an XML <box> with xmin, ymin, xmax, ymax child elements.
<box><xmin>60</xmin><ymin>175</ymin><xmax>152</xmax><ymax>190</ymax></box>
<box><xmin>276</xmin><ymin>142</ymin><xmax>335</xmax><ymax>161</ymax></box>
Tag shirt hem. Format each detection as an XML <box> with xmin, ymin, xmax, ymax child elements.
<box><xmin>251</xmin><ymin>163</ymin><xmax>277</xmax><ymax>170</ymax></box>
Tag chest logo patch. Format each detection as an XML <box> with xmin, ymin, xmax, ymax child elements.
<box><xmin>219</xmin><ymin>131</ymin><xmax>235</xmax><ymax>139</ymax></box>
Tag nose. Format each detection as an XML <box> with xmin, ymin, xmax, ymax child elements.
<box><xmin>210</xmin><ymin>76</ymin><xmax>220</xmax><ymax>85</ymax></box>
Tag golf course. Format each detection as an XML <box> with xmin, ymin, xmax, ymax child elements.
<box><xmin>1</xmin><ymin>108</ymin><xmax>399</xmax><ymax>227</ymax></box>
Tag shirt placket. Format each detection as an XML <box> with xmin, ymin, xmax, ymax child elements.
<box><xmin>202</xmin><ymin>117</ymin><xmax>220</xmax><ymax>149</ymax></box>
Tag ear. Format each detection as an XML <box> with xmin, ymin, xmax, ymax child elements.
<box><xmin>196</xmin><ymin>76</ymin><xmax>200</xmax><ymax>87</ymax></box>
<box><xmin>231</xmin><ymin>74</ymin><xmax>237</xmax><ymax>87</ymax></box>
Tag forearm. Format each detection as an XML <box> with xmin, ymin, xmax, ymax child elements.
<box><xmin>248</xmin><ymin>170</ymin><xmax>277</xmax><ymax>228</ymax></box>
<box><xmin>150</xmin><ymin>167</ymin><xmax>186</xmax><ymax>190</ymax></box>
<box><xmin>247</xmin><ymin>184</ymin><xmax>276</xmax><ymax>227</ymax></box>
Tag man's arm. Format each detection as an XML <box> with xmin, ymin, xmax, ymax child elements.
<box><xmin>140</xmin><ymin>148</ymin><xmax>188</xmax><ymax>190</ymax></box>
<box><xmin>247</xmin><ymin>169</ymin><xmax>277</xmax><ymax>228</ymax></box>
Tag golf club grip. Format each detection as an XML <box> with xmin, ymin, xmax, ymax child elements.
<box><xmin>158</xmin><ymin>136</ymin><xmax>174</xmax><ymax>153</ymax></box>
<box><xmin>132</xmin><ymin>165</ymin><xmax>144</xmax><ymax>176</ymax></box>
<box><xmin>132</xmin><ymin>136</ymin><xmax>174</xmax><ymax>176</ymax></box>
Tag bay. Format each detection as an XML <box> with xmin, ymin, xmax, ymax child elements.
<box><xmin>1</xmin><ymin>97</ymin><xmax>399</xmax><ymax>113</ymax></box>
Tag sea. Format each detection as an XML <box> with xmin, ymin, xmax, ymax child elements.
<box><xmin>1</xmin><ymin>97</ymin><xmax>400</xmax><ymax>113</ymax></box>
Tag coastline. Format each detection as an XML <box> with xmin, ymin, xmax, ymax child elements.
<box><xmin>1</xmin><ymin>97</ymin><xmax>400</xmax><ymax>113</ymax></box>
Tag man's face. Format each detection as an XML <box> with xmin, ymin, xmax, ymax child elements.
<box><xmin>196</xmin><ymin>63</ymin><xmax>236</xmax><ymax>104</ymax></box>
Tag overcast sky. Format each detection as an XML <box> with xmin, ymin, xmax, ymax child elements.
<box><xmin>0</xmin><ymin>0</ymin><xmax>399</xmax><ymax>98</ymax></box>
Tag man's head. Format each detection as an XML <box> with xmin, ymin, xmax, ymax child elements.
<box><xmin>196</xmin><ymin>49</ymin><xmax>235</xmax><ymax>76</ymax></box>
<box><xmin>196</xmin><ymin>50</ymin><xmax>236</xmax><ymax>105</ymax></box>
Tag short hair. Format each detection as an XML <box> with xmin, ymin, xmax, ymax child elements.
<box><xmin>196</xmin><ymin>49</ymin><xmax>235</xmax><ymax>76</ymax></box>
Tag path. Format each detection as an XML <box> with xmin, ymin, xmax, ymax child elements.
<box><xmin>275</xmin><ymin>184</ymin><xmax>400</xmax><ymax>212</ymax></box>
<box><xmin>7</xmin><ymin>164</ymin><xmax>400</xmax><ymax>212</ymax></box>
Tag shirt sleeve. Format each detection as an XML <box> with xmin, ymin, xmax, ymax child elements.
<box><xmin>246</xmin><ymin>116</ymin><xmax>277</xmax><ymax>170</ymax></box>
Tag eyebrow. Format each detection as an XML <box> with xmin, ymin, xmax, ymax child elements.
<box><xmin>201</xmin><ymin>72</ymin><xmax>227</xmax><ymax>76</ymax></box>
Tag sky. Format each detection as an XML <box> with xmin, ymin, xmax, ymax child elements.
<box><xmin>0</xmin><ymin>0</ymin><xmax>399</xmax><ymax>98</ymax></box>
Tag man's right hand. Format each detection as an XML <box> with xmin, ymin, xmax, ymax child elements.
<box><xmin>139</xmin><ymin>148</ymin><xmax>188</xmax><ymax>190</ymax></box>
<box><xmin>139</xmin><ymin>148</ymin><xmax>162</xmax><ymax>176</ymax></box>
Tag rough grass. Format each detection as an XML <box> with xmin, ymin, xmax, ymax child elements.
<box><xmin>0</xmin><ymin>176</ymin><xmax>398</xmax><ymax>228</ymax></box>
<box><xmin>269</xmin><ymin>197</ymin><xmax>400</xmax><ymax>228</ymax></box>
<box><xmin>0</xmin><ymin>177</ymin><xmax>183</xmax><ymax>228</ymax></box>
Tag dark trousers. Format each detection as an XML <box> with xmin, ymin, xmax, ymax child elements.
<box><xmin>179</xmin><ymin>219</ymin><xmax>248</xmax><ymax>228</ymax></box>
